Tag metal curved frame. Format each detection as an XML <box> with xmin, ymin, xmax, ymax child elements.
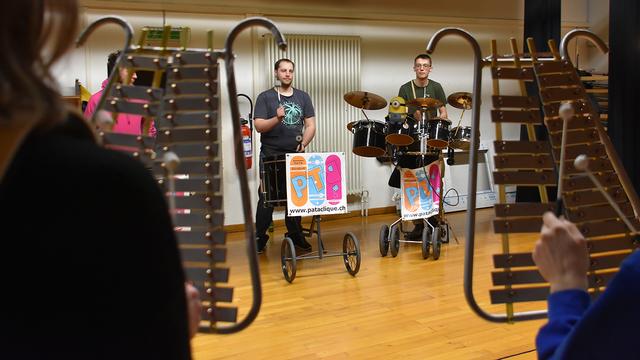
<box><xmin>559</xmin><ymin>29</ymin><xmax>609</xmax><ymax>61</ymax></box>
<box><xmin>427</xmin><ymin>27</ymin><xmax>548</xmax><ymax>322</ymax></box>
<box><xmin>560</xmin><ymin>29</ymin><xmax>640</xmax><ymax>219</ymax></box>
<box><xmin>220</xmin><ymin>17</ymin><xmax>286</xmax><ymax>333</ymax></box>
<box><xmin>76</xmin><ymin>16</ymin><xmax>133</xmax><ymax>126</ymax></box>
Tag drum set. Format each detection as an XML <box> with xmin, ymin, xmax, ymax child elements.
<box><xmin>344</xmin><ymin>90</ymin><xmax>477</xmax><ymax>260</ymax></box>
<box><xmin>345</xmin><ymin>91</ymin><xmax>475</xmax><ymax>158</ymax></box>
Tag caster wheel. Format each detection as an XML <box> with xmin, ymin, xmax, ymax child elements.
<box><xmin>281</xmin><ymin>237</ymin><xmax>297</xmax><ymax>282</ymax></box>
<box><xmin>390</xmin><ymin>225</ymin><xmax>400</xmax><ymax>257</ymax></box>
<box><xmin>421</xmin><ymin>226</ymin><xmax>431</xmax><ymax>259</ymax></box>
<box><xmin>432</xmin><ymin>225</ymin><xmax>442</xmax><ymax>260</ymax></box>
<box><xmin>379</xmin><ymin>224</ymin><xmax>389</xmax><ymax>257</ymax></box>
<box><xmin>343</xmin><ymin>232</ymin><xmax>361</xmax><ymax>276</ymax></box>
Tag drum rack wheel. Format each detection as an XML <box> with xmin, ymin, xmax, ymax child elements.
<box><xmin>431</xmin><ymin>224</ymin><xmax>442</xmax><ymax>260</ymax></box>
<box><xmin>281</xmin><ymin>237</ymin><xmax>297</xmax><ymax>283</ymax></box>
<box><xmin>342</xmin><ymin>232</ymin><xmax>361</xmax><ymax>276</ymax></box>
<box><xmin>279</xmin><ymin>216</ymin><xmax>363</xmax><ymax>282</ymax></box>
<box><xmin>379</xmin><ymin>224</ymin><xmax>390</xmax><ymax>257</ymax></box>
<box><xmin>421</xmin><ymin>226</ymin><xmax>432</xmax><ymax>259</ymax></box>
<box><xmin>389</xmin><ymin>224</ymin><xmax>400</xmax><ymax>257</ymax></box>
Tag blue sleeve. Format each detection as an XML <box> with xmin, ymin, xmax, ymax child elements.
<box><xmin>536</xmin><ymin>290</ymin><xmax>590</xmax><ymax>360</ymax></box>
<box><xmin>537</xmin><ymin>250</ymin><xmax>640</xmax><ymax>360</ymax></box>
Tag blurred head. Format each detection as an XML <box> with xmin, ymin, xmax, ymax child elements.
<box><xmin>107</xmin><ymin>50</ymin><xmax>136</xmax><ymax>85</ymax></box>
<box><xmin>413</xmin><ymin>54</ymin><xmax>433</xmax><ymax>81</ymax></box>
<box><xmin>274</xmin><ymin>58</ymin><xmax>294</xmax><ymax>87</ymax></box>
<box><xmin>0</xmin><ymin>0</ymin><xmax>79</xmax><ymax>125</ymax></box>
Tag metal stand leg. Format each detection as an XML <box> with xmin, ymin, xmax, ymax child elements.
<box><xmin>316</xmin><ymin>215</ymin><xmax>324</xmax><ymax>259</ymax></box>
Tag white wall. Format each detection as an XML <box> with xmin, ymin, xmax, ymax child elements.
<box><xmin>56</xmin><ymin>1</ymin><xmax>594</xmax><ymax>225</ymax></box>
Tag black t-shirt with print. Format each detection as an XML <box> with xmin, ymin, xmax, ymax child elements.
<box><xmin>254</xmin><ymin>88</ymin><xmax>315</xmax><ymax>157</ymax></box>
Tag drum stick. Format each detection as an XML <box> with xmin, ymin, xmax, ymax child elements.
<box><xmin>557</xmin><ymin>101</ymin><xmax>574</xmax><ymax>195</ymax></box>
<box><xmin>555</xmin><ymin>101</ymin><xmax>574</xmax><ymax>216</ymax></box>
<box><xmin>574</xmin><ymin>154</ymin><xmax>638</xmax><ymax>234</ymax></box>
<box><xmin>296</xmin><ymin>135</ymin><xmax>303</xmax><ymax>152</ymax></box>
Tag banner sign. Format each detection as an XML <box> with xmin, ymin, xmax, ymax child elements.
<box><xmin>400</xmin><ymin>160</ymin><xmax>442</xmax><ymax>220</ymax></box>
<box><xmin>286</xmin><ymin>152</ymin><xmax>348</xmax><ymax>216</ymax></box>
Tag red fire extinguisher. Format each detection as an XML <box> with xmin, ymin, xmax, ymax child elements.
<box><xmin>241</xmin><ymin>118</ymin><xmax>252</xmax><ymax>169</ymax></box>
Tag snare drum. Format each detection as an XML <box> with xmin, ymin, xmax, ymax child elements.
<box><xmin>426</xmin><ymin>118</ymin><xmax>452</xmax><ymax>149</ymax></box>
<box><xmin>348</xmin><ymin>119</ymin><xmax>386</xmax><ymax>157</ymax></box>
<box><xmin>449</xmin><ymin>126</ymin><xmax>478</xmax><ymax>150</ymax></box>
<box><xmin>261</xmin><ymin>155</ymin><xmax>287</xmax><ymax>207</ymax></box>
<box><xmin>386</xmin><ymin>118</ymin><xmax>417</xmax><ymax>146</ymax></box>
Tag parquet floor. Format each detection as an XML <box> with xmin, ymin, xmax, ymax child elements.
<box><xmin>192</xmin><ymin>208</ymin><xmax>545</xmax><ymax>359</ymax></box>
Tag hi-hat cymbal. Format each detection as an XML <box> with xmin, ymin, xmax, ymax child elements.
<box><xmin>343</xmin><ymin>91</ymin><xmax>387</xmax><ymax>110</ymax></box>
<box><xmin>406</xmin><ymin>97</ymin><xmax>443</xmax><ymax>109</ymax></box>
<box><xmin>447</xmin><ymin>92</ymin><xmax>472</xmax><ymax>110</ymax></box>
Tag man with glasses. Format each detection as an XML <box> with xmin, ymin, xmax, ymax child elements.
<box><xmin>398</xmin><ymin>54</ymin><xmax>448</xmax><ymax>120</ymax></box>
<box><xmin>390</xmin><ymin>54</ymin><xmax>448</xmax><ymax>240</ymax></box>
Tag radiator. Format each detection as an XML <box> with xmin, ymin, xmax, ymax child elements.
<box><xmin>262</xmin><ymin>34</ymin><xmax>363</xmax><ymax>195</ymax></box>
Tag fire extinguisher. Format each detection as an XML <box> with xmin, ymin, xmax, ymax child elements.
<box><xmin>238</xmin><ymin>93</ymin><xmax>254</xmax><ymax>169</ymax></box>
<box><xmin>241</xmin><ymin>118</ymin><xmax>252</xmax><ymax>169</ymax></box>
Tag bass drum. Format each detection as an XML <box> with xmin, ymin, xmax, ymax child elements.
<box><xmin>348</xmin><ymin>120</ymin><xmax>387</xmax><ymax>157</ymax></box>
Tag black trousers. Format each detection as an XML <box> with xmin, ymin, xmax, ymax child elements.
<box><xmin>255</xmin><ymin>153</ymin><xmax>304</xmax><ymax>241</ymax></box>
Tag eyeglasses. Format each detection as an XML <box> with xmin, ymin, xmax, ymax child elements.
<box><xmin>414</xmin><ymin>64</ymin><xmax>431</xmax><ymax>69</ymax></box>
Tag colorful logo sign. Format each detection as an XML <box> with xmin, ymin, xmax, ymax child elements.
<box><xmin>400</xmin><ymin>159</ymin><xmax>441</xmax><ymax>220</ymax></box>
<box><xmin>286</xmin><ymin>152</ymin><xmax>347</xmax><ymax>216</ymax></box>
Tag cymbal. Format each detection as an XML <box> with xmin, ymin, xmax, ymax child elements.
<box><xmin>406</xmin><ymin>97</ymin><xmax>443</xmax><ymax>109</ymax></box>
<box><xmin>343</xmin><ymin>91</ymin><xmax>387</xmax><ymax>110</ymax></box>
<box><xmin>447</xmin><ymin>92</ymin><xmax>472</xmax><ymax>110</ymax></box>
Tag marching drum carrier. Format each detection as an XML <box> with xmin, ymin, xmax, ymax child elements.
<box><xmin>261</xmin><ymin>153</ymin><xmax>361</xmax><ymax>283</ymax></box>
<box><xmin>344</xmin><ymin>90</ymin><xmax>478</xmax><ymax>260</ymax></box>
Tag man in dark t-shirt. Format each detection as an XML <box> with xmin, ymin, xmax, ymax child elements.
<box><xmin>254</xmin><ymin>58</ymin><xmax>317</xmax><ymax>253</ymax></box>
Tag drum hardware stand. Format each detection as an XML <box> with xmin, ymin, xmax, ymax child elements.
<box><xmin>281</xmin><ymin>218</ymin><xmax>361</xmax><ymax>283</ymax></box>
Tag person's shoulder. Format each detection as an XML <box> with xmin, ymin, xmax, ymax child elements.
<box><xmin>429</xmin><ymin>79</ymin><xmax>444</xmax><ymax>88</ymax></box>
<box><xmin>257</xmin><ymin>88</ymin><xmax>276</xmax><ymax>99</ymax></box>
<box><xmin>294</xmin><ymin>88</ymin><xmax>311</xmax><ymax>97</ymax></box>
<box><xmin>44</xmin><ymin>118</ymin><xmax>155</xmax><ymax>188</ymax></box>
<box><xmin>399</xmin><ymin>80</ymin><xmax>412</xmax><ymax>88</ymax></box>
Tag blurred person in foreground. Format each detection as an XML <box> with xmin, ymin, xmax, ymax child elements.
<box><xmin>0</xmin><ymin>1</ymin><xmax>198</xmax><ymax>359</ymax></box>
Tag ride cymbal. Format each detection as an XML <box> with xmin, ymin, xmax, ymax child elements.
<box><xmin>447</xmin><ymin>92</ymin><xmax>472</xmax><ymax>110</ymax></box>
<box><xmin>343</xmin><ymin>91</ymin><xmax>387</xmax><ymax>110</ymax></box>
<box><xmin>406</xmin><ymin>97</ymin><xmax>443</xmax><ymax>109</ymax></box>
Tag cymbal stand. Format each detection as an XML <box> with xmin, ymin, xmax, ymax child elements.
<box><xmin>453</xmin><ymin>108</ymin><xmax>466</xmax><ymax>137</ymax></box>
<box><xmin>360</xmin><ymin>108</ymin><xmax>370</xmax><ymax>121</ymax></box>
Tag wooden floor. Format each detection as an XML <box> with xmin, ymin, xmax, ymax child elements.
<box><xmin>192</xmin><ymin>208</ymin><xmax>546</xmax><ymax>359</ymax></box>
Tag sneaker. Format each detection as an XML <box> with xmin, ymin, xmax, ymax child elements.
<box><xmin>256</xmin><ymin>235</ymin><xmax>269</xmax><ymax>254</ymax></box>
<box><xmin>292</xmin><ymin>236</ymin><xmax>313</xmax><ymax>253</ymax></box>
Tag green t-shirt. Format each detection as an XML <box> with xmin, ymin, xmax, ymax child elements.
<box><xmin>398</xmin><ymin>79</ymin><xmax>447</xmax><ymax>119</ymax></box>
